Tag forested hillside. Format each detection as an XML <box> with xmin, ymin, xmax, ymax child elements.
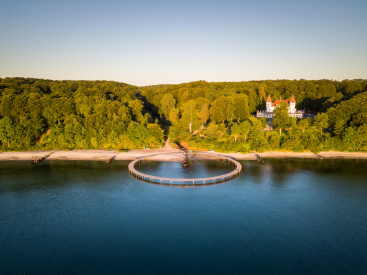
<box><xmin>0</xmin><ymin>78</ymin><xmax>164</xmax><ymax>150</ymax></box>
<box><xmin>140</xmin><ymin>79</ymin><xmax>367</xmax><ymax>114</ymax></box>
<box><xmin>0</xmin><ymin>77</ymin><xmax>366</xmax><ymax>152</ymax></box>
<box><xmin>141</xmin><ymin>79</ymin><xmax>367</xmax><ymax>152</ymax></box>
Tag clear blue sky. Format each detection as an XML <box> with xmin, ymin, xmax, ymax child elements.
<box><xmin>0</xmin><ymin>0</ymin><xmax>366</xmax><ymax>86</ymax></box>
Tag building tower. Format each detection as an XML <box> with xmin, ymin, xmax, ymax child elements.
<box><xmin>266</xmin><ymin>95</ymin><xmax>272</xmax><ymax>112</ymax></box>
<box><xmin>290</xmin><ymin>95</ymin><xmax>296</xmax><ymax>113</ymax></box>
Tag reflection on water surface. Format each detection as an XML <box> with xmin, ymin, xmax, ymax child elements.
<box><xmin>0</xmin><ymin>159</ymin><xmax>366</xmax><ymax>274</ymax></box>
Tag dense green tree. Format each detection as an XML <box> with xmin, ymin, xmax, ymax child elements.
<box><xmin>249</xmin><ymin>120</ymin><xmax>263</xmax><ymax>141</ymax></box>
<box><xmin>210</xmin><ymin>96</ymin><xmax>227</xmax><ymax>123</ymax></box>
<box><xmin>240</xmin><ymin>120</ymin><xmax>251</xmax><ymax>142</ymax></box>
<box><xmin>204</xmin><ymin>122</ymin><xmax>219</xmax><ymax>138</ymax></box>
<box><xmin>181</xmin><ymin>100</ymin><xmax>200</xmax><ymax>133</ymax></box>
<box><xmin>297</xmin><ymin>118</ymin><xmax>311</xmax><ymax>133</ymax></box>
<box><xmin>230</xmin><ymin>123</ymin><xmax>241</xmax><ymax>142</ymax></box>
<box><xmin>247</xmin><ymin>89</ymin><xmax>259</xmax><ymax>113</ymax></box>
<box><xmin>342</xmin><ymin>127</ymin><xmax>355</xmax><ymax>151</ymax></box>
<box><xmin>355</xmin><ymin>124</ymin><xmax>367</xmax><ymax>150</ymax></box>
<box><xmin>326</xmin><ymin>91</ymin><xmax>367</xmax><ymax>127</ymax></box>
<box><xmin>168</xmin><ymin>122</ymin><xmax>181</xmax><ymax>140</ymax></box>
<box><xmin>128</xmin><ymin>99</ymin><xmax>144</xmax><ymax>122</ymax></box>
<box><xmin>147</xmin><ymin>123</ymin><xmax>164</xmax><ymax>146</ymax></box>
<box><xmin>127</xmin><ymin>121</ymin><xmax>149</xmax><ymax>146</ymax></box>
<box><xmin>217</xmin><ymin>123</ymin><xmax>227</xmax><ymax>137</ymax></box>
<box><xmin>169</xmin><ymin>107</ymin><xmax>180</xmax><ymax>123</ymax></box>
<box><xmin>0</xmin><ymin>117</ymin><xmax>14</xmax><ymax>147</ymax></box>
<box><xmin>233</xmin><ymin>94</ymin><xmax>250</xmax><ymax>122</ymax></box>
<box><xmin>314</xmin><ymin>113</ymin><xmax>329</xmax><ymax>136</ymax></box>
<box><xmin>333</xmin><ymin>119</ymin><xmax>346</xmax><ymax>137</ymax></box>
<box><xmin>160</xmin><ymin>93</ymin><xmax>176</xmax><ymax>119</ymax></box>
<box><xmin>260</xmin><ymin>117</ymin><xmax>267</xmax><ymax>129</ymax></box>
<box><xmin>198</xmin><ymin>102</ymin><xmax>210</xmax><ymax>124</ymax></box>
<box><xmin>350</xmin><ymin>113</ymin><xmax>367</xmax><ymax>127</ymax></box>
<box><xmin>272</xmin><ymin>102</ymin><xmax>291</xmax><ymax>136</ymax></box>
<box><xmin>226</xmin><ymin>96</ymin><xmax>237</xmax><ymax>122</ymax></box>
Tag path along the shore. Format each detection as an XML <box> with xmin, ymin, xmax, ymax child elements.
<box><xmin>1</xmin><ymin>139</ymin><xmax>367</xmax><ymax>161</ymax></box>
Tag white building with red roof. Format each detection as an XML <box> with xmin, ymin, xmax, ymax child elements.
<box><xmin>256</xmin><ymin>95</ymin><xmax>304</xmax><ymax>118</ymax></box>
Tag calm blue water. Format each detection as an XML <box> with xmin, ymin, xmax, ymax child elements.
<box><xmin>1</xmin><ymin>159</ymin><xmax>367</xmax><ymax>274</ymax></box>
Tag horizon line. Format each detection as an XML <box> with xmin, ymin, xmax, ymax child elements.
<box><xmin>1</xmin><ymin>75</ymin><xmax>366</xmax><ymax>87</ymax></box>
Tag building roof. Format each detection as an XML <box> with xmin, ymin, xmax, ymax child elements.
<box><xmin>290</xmin><ymin>95</ymin><xmax>296</xmax><ymax>103</ymax></box>
<box><xmin>266</xmin><ymin>95</ymin><xmax>272</xmax><ymax>102</ymax></box>
<box><xmin>271</xmin><ymin>100</ymin><xmax>289</xmax><ymax>107</ymax></box>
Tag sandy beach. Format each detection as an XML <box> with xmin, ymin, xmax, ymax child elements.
<box><xmin>1</xmin><ymin>147</ymin><xmax>367</xmax><ymax>162</ymax></box>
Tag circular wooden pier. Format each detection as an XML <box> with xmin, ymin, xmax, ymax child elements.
<box><xmin>128</xmin><ymin>151</ymin><xmax>242</xmax><ymax>187</ymax></box>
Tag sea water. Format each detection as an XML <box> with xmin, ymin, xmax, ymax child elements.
<box><xmin>0</xmin><ymin>159</ymin><xmax>366</xmax><ymax>274</ymax></box>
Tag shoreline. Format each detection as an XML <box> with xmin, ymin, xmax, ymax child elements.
<box><xmin>1</xmin><ymin>149</ymin><xmax>367</xmax><ymax>161</ymax></box>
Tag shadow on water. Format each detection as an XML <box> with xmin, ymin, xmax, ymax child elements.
<box><xmin>240</xmin><ymin>158</ymin><xmax>367</xmax><ymax>188</ymax></box>
<box><xmin>2</xmin><ymin>159</ymin><xmax>367</xmax><ymax>192</ymax></box>
<box><xmin>0</xmin><ymin>160</ymin><xmax>132</xmax><ymax>192</ymax></box>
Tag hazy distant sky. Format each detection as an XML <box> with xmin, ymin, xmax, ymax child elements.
<box><xmin>0</xmin><ymin>0</ymin><xmax>366</xmax><ymax>86</ymax></box>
